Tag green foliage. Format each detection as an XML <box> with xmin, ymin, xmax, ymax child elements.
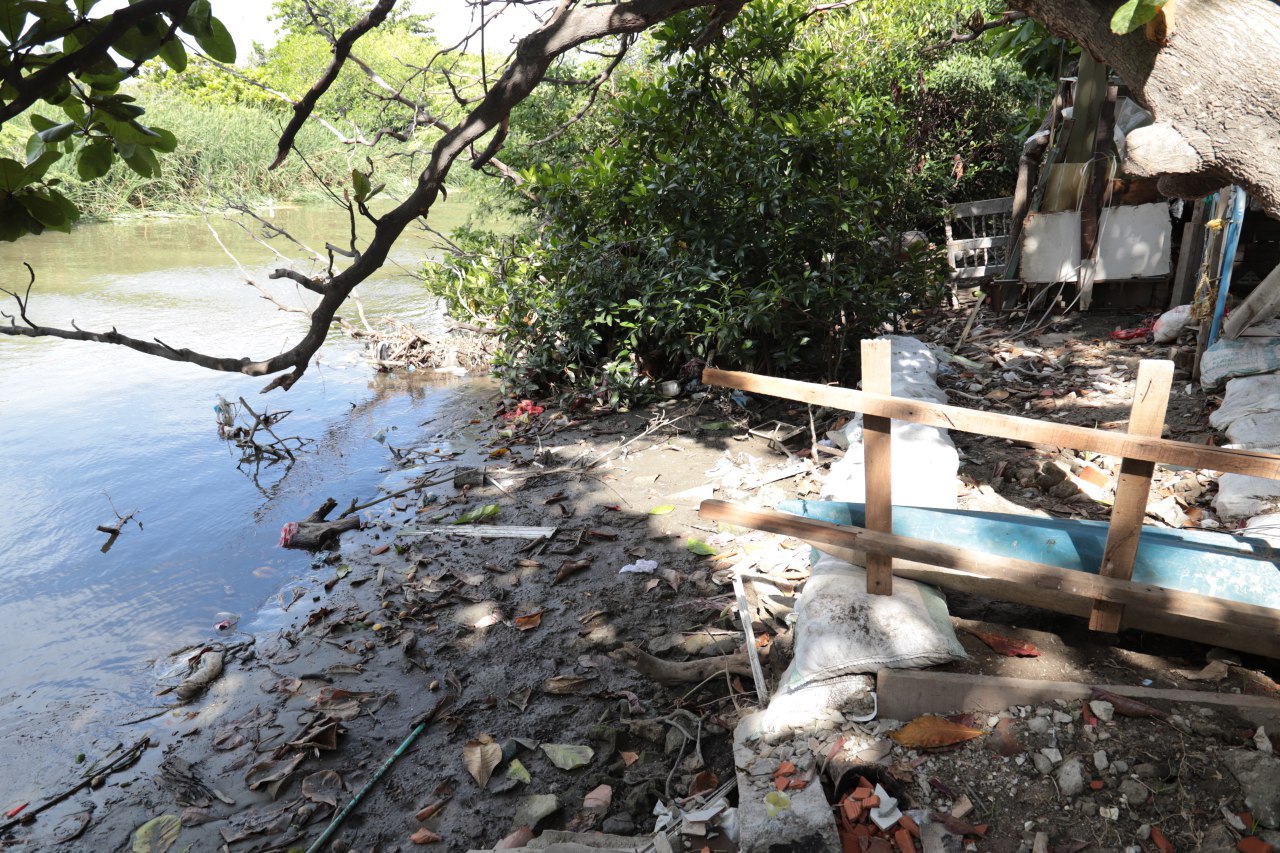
<box><xmin>426</xmin><ymin>0</ymin><xmax>986</xmax><ymax>405</ymax></box>
<box><xmin>914</xmin><ymin>53</ymin><xmax>1042</xmax><ymax>201</ymax></box>
<box><xmin>1110</xmin><ymin>0</ymin><xmax>1168</xmax><ymax>35</ymax></box>
<box><xmin>0</xmin><ymin>0</ymin><xmax>238</xmax><ymax>239</ymax></box>
<box><xmin>986</xmin><ymin>16</ymin><xmax>1078</xmax><ymax>78</ymax></box>
<box><xmin>2</xmin><ymin>88</ymin><xmax>365</xmax><ymax>217</ymax></box>
<box><xmin>271</xmin><ymin>0</ymin><xmax>433</xmax><ymax>38</ymax></box>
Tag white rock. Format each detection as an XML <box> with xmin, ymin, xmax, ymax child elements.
<box><xmin>1088</xmin><ymin>700</ymin><xmax>1115</xmax><ymax>722</ymax></box>
<box><xmin>1094</xmin><ymin>750</ymin><xmax>1109</xmax><ymax>772</ymax></box>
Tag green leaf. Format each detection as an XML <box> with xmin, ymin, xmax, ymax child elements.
<box><xmin>0</xmin><ymin>158</ymin><xmax>27</xmax><ymax>192</ymax></box>
<box><xmin>453</xmin><ymin>503</ymin><xmax>500</xmax><ymax>525</ymax></box>
<box><xmin>505</xmin><ymin>758</ymin><xmax>531</xmax><ymax>784</ymax></box>
<box><xmin>25</xmin><ymin>134</ymin><xmax>46</xmax><ymax>165</ymax></box>
<box><xmin>648</xmin><ymin>505</ymin><xmax>676</xmax><ymax>515</ymax></box>
<box><xmin>1110</xmin><ymin>0</ymin><xmax>1166</xmax><ymax>34</ymax></box>
<box><xmin>686</xmin><ymin>538</ymin><xmax>716</xmax><ymax>556</ymax></box>
<box><xmin>122</xmin><ymin>144</ymin><xmax>159</xmax><ymax>178</ymax></box>
<box><xmin>147</xmin><ymin>127</ymin><xmax>177</xmax><ymax>154</ymax></box>
<box><xmin>131</xmin><ymin>814</ymin><xmax>181</xmax><ymax>853</ymax></box>
<box><xmin>180</xmin><ymin>0</ymin><xmax>213</xmax><ymax>38</ymax></box>
<box><xmin>157</xmin><ymin>38</ymin><xmax>187</xmax><ymax>73</ymax></box>
<box><xmin>29</xmin><ymin>114</ymin><xmax>57</xmax><ymax>133</ymax></box>
<box><xmin>335</xmin><ymin>564</ymin><xmax>351</xmax><ymax>579</ymax></box>
<box><xmin>38</xmin><ymin>121</ymin><xmax>78</xmax><ymax>144</ymax></box>
<box><xmin>352</xmin><ymin>169</ymin><xmax>371</xmax><ymax>202</ymax></box>
<box><xmin>0</xmin><ymin>3</ymin><xmax>26</xmax><ymax>43</ymax></box>
<box><xmin>20</xmin><ymin>192</ymin><xmax>69</xmax><ymax>231</ymax></box>
<box><xmin>77</xmin><ymin>140</ymin><xmax>114</xmax><ymax>181</ymax></box>
<box><xmin>195</xmin><ymin>17</ymin><xmax>236</xmax><ymax>63</ymax></box>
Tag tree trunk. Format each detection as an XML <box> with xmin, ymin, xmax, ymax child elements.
<box><xmin>1012</xmin><ymin>0</ymin><xmax>1280</xmax><ymax>218</ymax></box>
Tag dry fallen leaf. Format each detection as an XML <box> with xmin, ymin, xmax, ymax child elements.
<box><xmin>583</xmin><ymin>784</ymin><xmax>612</xmax><ymax>810</ymax></box>
<box><xmin>690</xmin><ymin>770</ymin><xmax>719</xmax><ymax>796</ymax></box>
<box><xmin>542</xmin><ymin>675</ymin><xmax>596</xmax><ymax>695</ymax></box>
<box><xmin>411</xmin><ymin>827</ymin><xmax>442</xmax><ymax>844</ymax></box>
<box><xmin>300</xmin><ymin>770</ymin><xmax>344</xmax><ymax>808</ymax></box>
<box><xmin>513</xmin><ymin>611</ymin><xmax>544</xmax><ymax>631</ymax></box>
<box><xmin>889</xmin><ymin>715</ymin><xmax>986</xmax><ymax>749</ymax></box>
<box><xmin>554</xmin><ymin>558</ymin><xmax>593</xmax><ymax>584</ymax></box>
<box><xmin>1090</xmin><ymin>688</ymin><xmax>1170</xmax><ymax>720</ymax></box>
<box><xmin>463</xmin><ymin>734</ymin><xmax>502</xmax><ymax>789</ymax></box>
<box><xmin>964</xmin><ymin>628</ymin><xmax>1040</xmax><ymax>657</ymax></box>
<box><xmin>415</xmin><ymin>799</ymin><xmax>449</xmax><ymax>822</ymax></box>
<box><xmin>494</xmin><ymin>827</ymin><xmax>534</xmax><ymax>849</ymax></box>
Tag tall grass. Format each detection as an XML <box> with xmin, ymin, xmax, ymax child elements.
<box><xmin>7</xmin><ymin>88</ymin><xmax>428</xmax><ymax>219</ymax></box>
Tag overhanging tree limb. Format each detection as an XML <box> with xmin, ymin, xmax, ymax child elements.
<box><xmin>1010</xmin><ymin>0</ymin><xmax>1280</xmax><ymax>218</ymax></box>
<box><xmin>1</xmin><ymin>0</ymin><xmax>744</xmax><ymax>392</ymax></box>
<box><xmin>269</xmin><ymin>0</ymin><xmax>400</xmax><ymax>169</ymax></box>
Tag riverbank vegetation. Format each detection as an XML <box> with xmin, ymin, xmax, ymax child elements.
<box><xmin>424</xmin><ymin>0</ymin><xmax>1048</xmax><ymax>404</ymax></box>
<box><xmin>0</xmin><ymin>1</ymin><xmax>485</xmax><ymax>220</ymax></box>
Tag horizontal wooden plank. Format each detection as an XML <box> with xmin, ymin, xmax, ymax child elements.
<box><xmin>951</xmin><ymin>197</ymin><xmax>1014</xmax><ymax>217</ymax></box>
<box><xmin>947</xmin><ymin>236</ymin><xmax>1010</xmax><ymax>251</ymax></box>
<box><xmin>698</xmin><ymin>500</ymin><xmax>1280</xmax><ymax>659</ymax></box>
<box><xmin>703</xmin><ymin>368</ymin><xmax>1280</xmax><ymax>481</ymax></box>
<box><xmin>949</xmin><ymin>265</ymin><xmax>1005</xmax><ymax>280</ymax></box>
<box><xmin>877</xmin><ymin>669</ymin><xmax>1280</xmax><ymax>729</ymax></box>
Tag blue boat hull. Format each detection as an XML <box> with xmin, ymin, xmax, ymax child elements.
<box><xmin>777</xmin><ymin>500</ymin><xmax>1280</xmax><ymax>610</ymax></box>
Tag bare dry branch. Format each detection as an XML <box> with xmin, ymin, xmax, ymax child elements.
<box><xmin>270</xmin><ymin>0</ymin><xmax>400</xmax><ymax>169</ymax></box>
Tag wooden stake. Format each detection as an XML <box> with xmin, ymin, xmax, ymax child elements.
<box><xmin>861</xmin><ymin>339</ymin><xmax>893</xmax><ymax>595</ymax></box>
<box><xmin>1090</xmin><ymin>360</ymin><xmax>1173</xmax><ymax>632</ymax></box>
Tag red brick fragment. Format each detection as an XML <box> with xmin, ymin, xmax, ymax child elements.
<box><xmin>894</xmin><ymin>826</ymin><xmax>917</xmax><ymax>852</ymax></box>
<box><xmin>899</xmin><ymin>813</ymin><xmax>921</xmax><ymax>838</ymax></box>
<box><xmin>1237</xmin><ymin>836</ymin><xmax>1275</xmax><ymax>853</ymax></box>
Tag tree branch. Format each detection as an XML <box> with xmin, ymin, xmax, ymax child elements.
<box><xmin>270</xmin><ymin>0</ymin><xmax>400</xmax><ymax>169</ymax></box>
<box><xmin>2</xmin><ymin>0</ymin><xmax>742</xmax><ymax>392</ymax></box>
<box><xmin>0</xmin><ymin>0</ymin><xmax>192</xmax><ymax>125</ymax></box>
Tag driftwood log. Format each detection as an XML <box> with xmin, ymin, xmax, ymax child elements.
<box><xmin>612</xmin><ymin>643</ymin><xmax>753</xmax><ymax>685</ymax></box>
<box><xmin>286</xmin><ymin>497</ymin><xmax>361</xmax><ymax>551</ymax></box>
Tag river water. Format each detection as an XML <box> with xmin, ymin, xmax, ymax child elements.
<box><xmin>0</xmin><ymin>201</ymin><xmax>493</xmax><ymax>787</ymax></box>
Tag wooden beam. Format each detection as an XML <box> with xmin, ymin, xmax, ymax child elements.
<box><xmin>861</xmin><ymin>339</ymin><xmax>893</xmax><ymax>595</ymax></box>
<box><xmin>1169</xmin><ymin>201</ymin><xmax>1207</xmax><ymax>309</ymax></box>
<box><xmin>697</xmin><ymin>500</ymin><xmax>1280</xmax><ymax>659</ymax></box>
<box><xmin>1091</xmin><ymin>360</ymin><xmax>1173</xmax><ymax>631</ymax></box>
<box><xmin>702</xmin><ymin>368</ymin><xmax>1280</xmax><ymax>481</ymax></box>
<box><xmin>1222</xmin><ymin>260</ymin><xmax>1280</xmax><ymax>339</ymax></box>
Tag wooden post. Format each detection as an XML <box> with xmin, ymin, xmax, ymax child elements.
<box><xmin>1089</xmin><ymin>360</ymin><xmax>1173</xmax><ymax>632</ymax></box>
<box><xmin>861</xmin><ymin>339</ymin><xmax>893</xmax><ymax>595</ymax></box>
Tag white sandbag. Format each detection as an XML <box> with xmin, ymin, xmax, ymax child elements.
<box><xmin>821</xmin><ymin>421</ymin><xmax>959</xmax><ymax>509</ymax></box>
<box><xmin>1153</xmin><ymin>304</ymin><xmax>1193</xmax><ymax>343</ymax></box>
<box><xmin>823</xmin><ymin>335</ymin><xmax>959</xmax><ymax>509</ymax></box>
<box><xmin>780</xmin><ymin>554</ymin><xmax>966</xmax><ymax>691</ymax></box>
<box><xmin>1214</xmin><ymin>473</ymin><xmax>1280</xmax><ymax>521</ymax></box>
<box><xmin>1201</xmin><ymin>339</ymin><xmax>1280</xmax><ymax>389</ymax></box>
<box><xmin>1210</xmin><ymin>374</ymin><xmax>1280</xmax><ymax>435</ymax></box>
<box><xmin>1242</xmin><ymin>512</ymin><xmax>1280</xmax><ymax>550</ymax></box>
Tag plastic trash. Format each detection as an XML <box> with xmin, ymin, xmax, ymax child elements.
<box><xmin>1153</xmin><ymin>305</ymin><xmax>1193</xmax><ymax>343</ymax></box>
<box><xmin>619</xmin><ymin>559</ymin><xmax>659</xmax><ymax>574</ymax></box>
<box><xmin>214</xmin><ymin>395</ymin><xmax>235</xmax><ymax>428</ymax></box>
